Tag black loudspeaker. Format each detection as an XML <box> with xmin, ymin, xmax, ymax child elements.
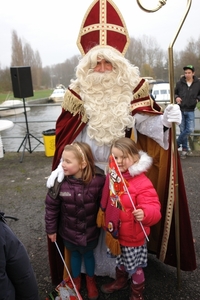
<box><xmin>10</xmin><ymin>66</ymin><xmax>34</xmax><ymax>98</ymax></box>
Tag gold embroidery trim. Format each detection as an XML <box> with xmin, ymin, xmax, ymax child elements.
<box><xmin>61</xmin><ymin>89</ymin><xmax>88</xmax><ymax>123</ymax></box>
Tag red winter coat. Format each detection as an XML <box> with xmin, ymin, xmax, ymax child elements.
<box><xmin>118</xmin><ymin>171</ymin><xmax>161</xmax><ymax>247</ymax></box>
<box><xmin>100</xmin><ymin>151</ymin><xmax>161</xmax><ymax>248</ymax></box>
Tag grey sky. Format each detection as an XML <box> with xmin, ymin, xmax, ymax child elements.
<box><xmin>0</xmin><ymin>0</ymin><xmax>198</xmax><ymax>68</ymax></box>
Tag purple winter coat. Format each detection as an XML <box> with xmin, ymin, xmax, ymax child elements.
<box><xmin>45</xmin><ymin>173</ymin><xmax>105</xmax><ymax>246</ymax></box>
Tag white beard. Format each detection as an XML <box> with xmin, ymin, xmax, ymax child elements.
<box><xmin>79</xmin><ymin>71</ymin><xmax>134</xmax><ymax>146</ymax></box>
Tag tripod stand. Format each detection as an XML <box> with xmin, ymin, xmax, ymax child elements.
<box><xmin>17</xmin><ymin>98</ymin><xmax>43</xmax><ymax>162</ymax></box>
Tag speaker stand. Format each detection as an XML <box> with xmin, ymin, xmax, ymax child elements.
<box><xmin>17</xmin><ymin>98</ymin><xmax>43</xmax><ymax>163</ymax></box>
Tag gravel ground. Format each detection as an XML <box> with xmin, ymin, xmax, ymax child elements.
<box><xmin>0</xmin><ymin>151</ymin><xmax>199</xmax><ymax>300</ymax></box>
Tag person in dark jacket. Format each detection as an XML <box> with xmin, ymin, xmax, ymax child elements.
<box><xmin>45</xmin><ymin>142</ymin><xmax>105</xmax><ymax>300</ymax></box>
<box><xmin>0</xmin><ymin>212</ymin><xmax>39</xmax><ymax>300</ymax></box>
<box><xmin>175</xmin><ymin>65</ymin><xmax>200</xmax><ymax>158</ymax></box>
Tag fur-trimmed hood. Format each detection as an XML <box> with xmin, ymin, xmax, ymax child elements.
<box><xmin>128</xmin><ymin>150</ymin><xmax>152</xmax><ymax>177</ymax></box>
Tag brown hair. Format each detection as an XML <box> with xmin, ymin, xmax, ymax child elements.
<box><xmin>63</xmin><ymin>142</ymin><xmax>95</xmax><ymax>184</ymax></box>
<box><xmin>111</xmin><ymin>137</ymin><xmax>139</xmax><ymax>157</ymax></box>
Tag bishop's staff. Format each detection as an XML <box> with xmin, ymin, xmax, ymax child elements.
<box><xmin>136</xmin><ymin>0</ymin><xmax>192</xmax><ymax>289</ymax></box>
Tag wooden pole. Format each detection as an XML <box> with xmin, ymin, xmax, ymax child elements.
<box><xmin>136</xmin><ymin>0</ymin><xmax>192</xmax><ymax>289</ymax></box>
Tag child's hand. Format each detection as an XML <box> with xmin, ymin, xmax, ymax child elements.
<box><xmin>132</xmin><ymin>209</ymin><xmax>144</xmax><ymax>222</ymax></box>
<box><xmin>48</xmin><ymin>233</ymin><xmax>57</xmax><ymax>242</ymax></box>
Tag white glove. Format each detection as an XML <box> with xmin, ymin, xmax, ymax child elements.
<box><xmin>46</xmin><ymin>161</ymin><xmax>64</xmax><ymax>188</ymax></box>
<box><xmin>162</xmin><ymin>104</ymin><xmax>182</xmax><ymax>128</ymax></box>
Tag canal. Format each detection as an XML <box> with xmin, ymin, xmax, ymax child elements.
<box><xmin>1</xmin><ymin>103</ymin><xmax>200</xmax><ymax>154</ymax></box>
<box><xmin>1</xmin><ymin>103</ymin><xmax>62</xmax><ymax>153</ymax></box>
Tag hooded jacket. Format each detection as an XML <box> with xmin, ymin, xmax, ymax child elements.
<box><xmin>98</xmin><ymin>151</ymin><xmax>161</xmax><ymax>252</ymax></box>
<box><xmin>119</xmin><ymin>151</ymin><xmax>161</xmax><ymax>247</ymax></box>
<box><xmin>175</xmin><ymin>75</ymin><xmax>200</xmax><ymax>111</ymax></box>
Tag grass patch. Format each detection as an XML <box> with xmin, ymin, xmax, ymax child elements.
<box><xmin>0</xmin><ymin>90</ymin><xmax>52</xmax><ymax>104</ymax></box>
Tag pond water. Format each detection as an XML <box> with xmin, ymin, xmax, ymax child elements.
<box><xmin>1</xmin><ymin>103</ymin><xmax>62</xmax><ymax>152</ymax></box>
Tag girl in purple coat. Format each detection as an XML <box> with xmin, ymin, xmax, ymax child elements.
<box><xmin>45</xmin><ymin>142</ymin><xmax>105</xmax><ymax>300</ymax></box>
<box><xmin>97</xmin><ymin>137</ymin><xmax>161</xmax><ymax>300</ymax></box>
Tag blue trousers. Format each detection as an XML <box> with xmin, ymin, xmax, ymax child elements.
<box><xmin>177</xmin><ymin>111</ymin><xmax>195</xmax><ymax>151</ymax></box>
<box><xmin>70</xmin><ymin>250</ymin><xmax>95</xmax><ymax>278</ymax></box>
<box><xmin>63</xmin><ymin>239</ymin><xmax>98</xmax><ymax>278</ymax></box>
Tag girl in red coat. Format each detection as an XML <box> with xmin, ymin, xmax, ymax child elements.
<box><xmin>45</xmin><ymin>142</ymin><xmax>105</xmax><ymax>300</ymax></box>
<box><xmin>98</xmin><ymin>137</ymin><xmax>161</xmax><ymax>300</ymax></box>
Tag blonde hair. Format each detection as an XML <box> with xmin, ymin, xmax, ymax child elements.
<box><xmin>111</xmin><ymin>137</ymin><xmax>139</xmax><ymax>157</ymax></box>
<box><xmin>63</xmin><ymin>142</ymin><xmax>95</xmax><ymax>184</ymax></box>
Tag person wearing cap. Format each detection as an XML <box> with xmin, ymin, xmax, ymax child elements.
<box><xmin>175</xmin><ymin>65</ymin><xmax>200</xmax><ymax>158</ymax></box>
<box><xmin>45</xmin><ymin>1</ymin><xmax>196</xmax><ymax>299</ymax></box>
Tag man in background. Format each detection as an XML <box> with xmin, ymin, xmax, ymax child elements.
<box><xmin>175</xmin><ymin>65</ymin><xmax>200</xmax><ymax>158</ymax></box>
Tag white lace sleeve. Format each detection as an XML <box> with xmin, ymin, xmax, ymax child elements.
<box><xmin>134</xmin><ymin>113</ymin><xmax>169</xmax><ymax>150</ymax></box>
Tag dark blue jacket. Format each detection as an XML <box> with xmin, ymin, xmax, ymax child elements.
<box><xmin>0</xmin><ymin>213</ymin><xmax>39</xmax><ymax>300</ymax></box>
<box><xmin>45</xmin><ymin>173</ymin><xmax>105</xmax><ymax>247</ymax></box>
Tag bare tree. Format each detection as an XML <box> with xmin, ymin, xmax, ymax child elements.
<box><xmin>1</xmin><ymin>31</ymin><xmax>200</xmax><ymax>93</ymax></box>
<box><xmin>34</xmin><ymin>51</ymin><xmax>42</xmax><ymax>89</ymax></box>
<box><xmin>23</xmin><ymin>43</ymin><xmax>43</xmax><ymax>89</ymax></box>
<box><xmin>10</xmin><ymin>32</ymin><xmax>43</xmax><ymax>90</ymax></box>
<box><xmin>11</xmin><ymin>30</ymin><xmax>24</xmax><ymax>66</ymax></box>
<box><xmin>48</xmin><ymin>55</ymin><xmax>79</xmax><ymax>89</ymax></box>
<box><xmin>23</xmin><ymin>42</ymin><xmax>35</xmax><ymax>66</ymax></box>
<box><xmin>126</xmin><ymin>35</ymin><xmax>164</xmax><ymax>78</ymax></box>
<box><xmin>0</xmin><ymin>67</ymin><xmax>12</xmax><ymax>92</ymax></box>
<box><xmin>63</xmin><ymin>55</ymin><xmax>80</xmax><ymax>85</ymax></box>
<box><xmin>176</xmin><ymin>38</ymin><xmax>200</xmax><ymax>79</ymax></box>
<box><xmin>126</xmin><ymin>37</ymin><xmax>146</xmax><ymax>70</ymax></box>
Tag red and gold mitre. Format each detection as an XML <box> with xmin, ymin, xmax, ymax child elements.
<box><xmin>77</xmin><ymin>0</ymin><xmax>130</xmax><ymax>56</ymax></box>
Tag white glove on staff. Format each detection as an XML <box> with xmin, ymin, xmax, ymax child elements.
<box><xmin>46</xmin><ymin>161</ymin><xmax>64</xmax><ymax>188</ymax></box>
<box><xmin>162</xmin><ymin>104</ymin><xmax>182</xmax><ymax>128</ymax></box>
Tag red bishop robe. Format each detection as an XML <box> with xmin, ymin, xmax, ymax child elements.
<box><xmin>48</xmin><ymin>79</ymin><xmax>196</xmax><ymax>285</ymax></box>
